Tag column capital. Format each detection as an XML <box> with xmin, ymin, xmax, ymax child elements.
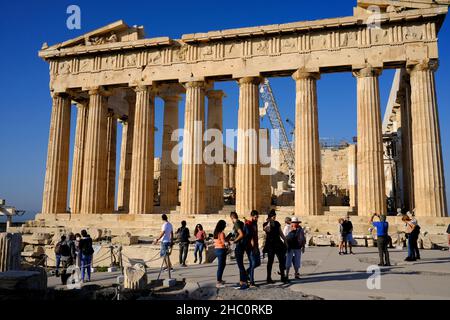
<box><xmin>183</xmin><ymin>81</ymin><xmax>206</xmax><ymax>89</ymax></box>
<box><xmin>407</xmin><ymin>59</ymin><xmax>439</xmax><ymax>74</ymax></box>
<box><xmin>352</xmin><ymin>66</ymin><xmax>383</xmax><ymax>78</ymax></box>
<box><xmin>160</xmin><ymin>94</ymin><xmax>182</xmax><ymax>103</ymax></box>
<box><xmin>238</xmin><ymin>76</ymin><xmax>263</xmax><ymax>86</ymax></box>
<box><xmin>133</xmin><ymin>84</ymin><xmax>156</xmax><ymax>93</ymax></box>
<box><xmin>50</xmin><ymin>91</ymin><xmax>70</xmax><ymax>99</ymax></box>
<box><xmin>206</xmin><ymin>90</ymin><xmax>226</xmax><ymax>99</ymax></box>
<box><xmin>86</xmin><ymin>86</ymin><xmax>111</xmax><ymax>97</ymax></box>
<box><xmin>292</xmin><ymin>68</ymin><xmax>320</xmax><ymax>81</ymax></box>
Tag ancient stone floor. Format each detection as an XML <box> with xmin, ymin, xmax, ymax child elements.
<box><xmin>48</xmin><ymin>247</ymin><xmax>450</xmax><ymax>300</ymax></box>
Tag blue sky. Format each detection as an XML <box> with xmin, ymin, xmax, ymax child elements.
<box><xmin>0</xmin><ymin>0</ymin><xmax>449</xmax><ymax>220</ymax></box>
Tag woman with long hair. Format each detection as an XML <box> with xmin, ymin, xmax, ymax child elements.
<box><xmin>214</xmin><ymin>220</ymin><xmax>228</xmax><ymax>288</ymax></box>
<box><xmin>194</xmin><ymin>224</ymin><xmax>207</xmax><ymax>264</ymax></box>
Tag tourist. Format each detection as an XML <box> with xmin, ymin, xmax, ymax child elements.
<box><xmin>74</xmin><ymin>233</ymin><xmax>82</xmax><ymax>267</ymax></box>
<box><xmin>154</xmin><ymin>214</ymin><xmax>174</xmax><ymax>272</ymax></box>
<box><xmin>447</xmin><ymin>224</ymin><xmax>450</xmax><ymax>251</ymax></box>
<box><xmin>285</xmin><ymin>217</ymin><xmax>306</xmax><ymax>280</ymax></box>
<box><xmin>176</xmin><ymin>220</ymin><xmax>190</xmax><ymax>267</ymax></box>
<box><xmin>283</xmin><ymin>217</ymin><xmax>292</xmax><ymax>236</ymax></box>
<box><xmin>79</xmin><ymin>229</ymin><xmax>94</xmax><ymax>282</ymax></box>
<box><xmin>338</xmin><ymin>218</ymin><xmax>345</xmax><ymax>255</ymax></box>
<box><xmin>60</xmin><ymin>233</ymin><xmax>76</xmax><ymax>285</ymax></box>
<box><xmin>214</xmin><ymin>220</ymin><xmax>228</xmax><ymax>288</ymax></box>
<box><xmin>370</xmin><ymin>213</ymin><xmax>391</xmax><ymax>267</ymax></box>
<box><xmin>194</xmin><ymin>224</ymin><xmax>207</xmax><ymax>264</ymax></box>
<box><xmin>403</xmin><ymin>215</ymin><xmax>421</xmax><ymax>261</ymax></box>
<box><xmin>263</xmin><ymin>209</ymin><xmax>288</xmax><ymax>284</ymax></box>
<box><xmin>230</xmin><ymin>211</ymin><xmax>248</xmax><ymax>290</ymax></box>
<box><xmin>245</xmin><ymin>210</ymin><xmax>261</xmax><ymax>287</ymax></box>
<box><xmin>342</xmin><ymin>215</ymin><xmax>354</xmax><ymax>254</ymax></box>
<box><xmin>54</xmin><ymin>235</ymin><xmax>66</xmax><ymax>277</ymax></box>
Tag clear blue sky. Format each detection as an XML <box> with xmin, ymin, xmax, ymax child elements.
<box><xmin>0</xmin><ymin>0</ymin><xmax>449</xmax><ymax>220</ymax></box>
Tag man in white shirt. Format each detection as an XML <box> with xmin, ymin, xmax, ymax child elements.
<box><xmin>154</xmin><ymin>214</ymin><xmax>174</xmax><ymax>271</ymax></box>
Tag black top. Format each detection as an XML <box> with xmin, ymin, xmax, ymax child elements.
<box><xmin>176</xmin><ymin>226</ymin><xmax>190</xmax><ymax>243</ymax></box>
<box><xmin>263</xmin><ymin>220</ymin><xmax>283</xmax><ymax>248</ymax></box>
<box><xmin>447</xmin><ymin>224</ymin><xmax>450</xmax><ymax>234</ymax></box>
<box><xmin>233</xmin><ymin>220</ymin><xmax>245</xmax><ymax>248</ymax></box>
<box><xmin>342</xmin><ymin>220</ymin><xmax>353</xmax><ymax>234</ymax></box>
<box><xmin>79</xmin><ymin>236</ymin><xmax>94</xmax><ymax>256</ymax></box>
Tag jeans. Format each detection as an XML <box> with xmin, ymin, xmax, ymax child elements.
<box><xmin>234</xmin><ymin>246</ymin><xmax>247</xmax><ymax>283</ymax></box>
<box><xmin>408</xmin><ymin>233</ymin><xmax>420</xmax><ymax>259</ymax></box>
<box><xmin>266</xmin><ymin>245</ymin><xmax>286</xmax><ymax>280</ymax></box>
<box><xmin>55</xmin><ymin>254</ymin><xmax>61</xmax><ymax>272</ymax></box>
<box><xmin>215</xmin><ymin>248</ymin><xmax>227</xmax><ymax>282</ymax></box>
<box><xmin>194</xmin><ymin>241</ymin><xmax>205</xmax><ymax>263</ymax></box>
<box><xmin>377</xmin><ymin>236</ymin><xmax>390</xmax><ymax>265</ymax></box>
<box><xmin>81</xmin><ymin>254</ymin><xmax>92</xmax><ymax>281</ymax></box>
<box><xmin>286</xmin><ymin>249</ymin><xmax>302</xmax><ymax>275</ymax></box>
<box><xmin>246</xmin><ymin>249</ymin><xmax>261</xmax><ymax>284</ymax></box>
<box><xmin>179</xmin><ymin>242</ymin><xmax>189</xmax><ymax>265</ymax></box>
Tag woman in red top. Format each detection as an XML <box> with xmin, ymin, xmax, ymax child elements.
<box><xmin>194</xmin><ymin>224</ymin><xmax>207</xmax><ymax>264</ymax></box>
<box><xmin>214</xmin><ymin>220</ymin><xmax>228</xmax><ymax>288</ymax></box>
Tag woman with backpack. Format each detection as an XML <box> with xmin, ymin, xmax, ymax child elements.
<box><xmin>194</xmin><ymin>224</ymin><xmax>207</xmax><ymax>264</ymax></box>
<box><xmin>79</xmin><ymin>229</ymin><xmax>94</xmax><ymax>283</ymax></box>
<box><xmin>285</xmin><ymin>217</ymin><xmax>306</xmax><ymax>281</ymax></box>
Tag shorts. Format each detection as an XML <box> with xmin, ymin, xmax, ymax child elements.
<box><xmin>160</xmin><ymin>242</ymin><xmax>171</xmax><ymax>257</ymax></box>
<box><xmin>346</xmin><ymin>233</ymin><xmax>354</xmax><ymax>242</ymax></box>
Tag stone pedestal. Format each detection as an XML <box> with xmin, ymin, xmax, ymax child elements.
<box><xmin>42</xmin><ymin>93</ymin><xmax>71</xmax><ymax>214</ymax></box>
<box><xmin>124</xmin><ymin>263</ymin><xmax>148</xmax><ymax>290</ymax></box>
<box><xmin>69</xmin><ymin>102</ymin><xmax>88</xmax><ymax>214</ymax></box>
<box><xmin>129</xmin><ymin>86</ymin><xmax>155</xmax><ymax>215</ymax></box>
<box><xmin>105</xmin><ymin>111</ymin><xmax>117</xmax><ymax>212</ymax></box>
<box><xmin>81</xmin><ymin>87</ymin><xmax>108</xmax><ymax>214</ymax></box>
<box><xmin>236</xmin><ymin>77</ymin><xmax>261</xmax><ymax>216</ymax></box>
<box><xmin>0</xmin><ymin>233</ymin><xmax>22</xmax><ymax>272</ymax></box>
<box><xmin>354</xmin><ymin>67</ymin><xmax>386</xmax><ymax>216</ymax></box>
<box><xmin>160</xmin><ymin>95</ymin><xmax>180</xmax><ymax>209</ymax></box>
<box><xmin>180</xmin><ymin>81</ymin><xmax>206</xmax><ymax>215</ymax></box>
<box><xmin>117</xmin><ymin>93</ymin><xmax>136</xmax><ymax>212</ymax></box>
<box><xmin>409</xmin><ymin>61</ymin><xmax>448</xmax><ymax>217</ymax></box>
<box><xmin>293</xmin><ymin>69</ymin><xmax>322</xmax><ymax>216</ymax></box>
<box><xmin>206</xmin><ymin>90</ymin><xmax>225</xmax><ymax>213</ymax></box>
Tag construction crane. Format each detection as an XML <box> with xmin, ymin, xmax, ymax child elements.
<box><xmin>259</xmin><ymin>78</ymin><xmax>295</xmax><ymax>186</ymax></box>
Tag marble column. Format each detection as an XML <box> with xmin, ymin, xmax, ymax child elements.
<box><xmin>408</xmin><ymin>61</ymin><xmax>448</xmax><ymax>217</ymax></box>
<box><xmin>292</xmin><ymin>69</ymin><xmax>322</xmax><ymax>216</ymax></box>
<box><xmin>347</xmin><ymin>144</ymin><xmax>357</xmax><ymax>208</ymax></box>
<box><xmin>42</xmin><ymin>93</ymin><xmax>71</xmax><ymax>214</ymax></box>
<box><xmin>117</xmin><ymin>94</ymin><xmax>135</xmax><ymax>212</ymax></box>
<box><xmin>229</xmin><ymin>164</ymin><xmax>236</xmax><ymax>189</ymax></box>
<box><xmin>105</xmin><ymin>110</ymin><xmax>117</xmax><ymax>212</ymax></box>
<box><xmin>159</xmin><ymin>95</ymin><xmax>180</xmax><ymax>209</ymax></box>
<box><xmin>206</xmin><ymin>90</ymin><xmax>225</xmax><ymax>213</ymax></box>
<box><xmin>354</xmin><ymin>67</ymin><xmax>386</xmax><ymax>216</ymax></box>
<box><xmin>81</xmin><ymin>87</ymin><xmax>108</xmax><ymax>214</ymax></box>
<box><xmin>180</xmin><ymin>81</ymin><xmax>207</xmax><ymax>215</ymax></box>
<box><xmin>129</xmin><ymin>85</ymin><xmax>155</xmax><ymax>214</ymax></box>
<box><xmin>236</xmin><ymin>77</ymin><xmax>261</xmax><ymax>216</ymax></box>
<box><xmin>259</xmin><ymin>128</ymin><xmax>272</xmax><ymax>213</ymax></box>
<box><xmin>69</xmin><ymin>101</ymin><xmax>88</xmax><ymax>214</ymax></box>
<box><xmin>223</xmin><ymin>163</ymin><xmax>230</xmax><ymax>189</ymax></box>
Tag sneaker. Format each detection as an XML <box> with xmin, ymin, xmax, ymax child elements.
<box><xmin>384</xmin><ymin>263</ymin><xmax>392</xmax><ymax>267</ymax></box>
<box><xmin>239</xmin><ymin>284</ymin><xmax>249</xmax><ymax>290</ymax></box>
<box><xmin>249</xmin><ymin>282</ymin><xmax>257</xmax><ymax>288</ymax></box>
<box><xmin>295</xmin><ymin>273</ymin><xmax>300</xmax><ymax>279</ymax></box>
<box><xmin>181</xmin><ymin>264</ymin><xmax>187</xmax><ymax>267</ymax></box>
<box><xmin>194</xmin><ymin>258</ymin><xmax>197</xmax><ymax>263</ymax></box>
<box><xmin>377</xmin><ymin>263</ymin><xmax>384</xmax><ymax>267</ymax></box>
<box><xmin>216</xmin><ymin>283</ymin><xmax>225</xmax><ymax>288</ymax></box>
<box><xmin>266</xmin><ymin>279</ymin><xmax>275</xmax><ymax>284</ymax></box>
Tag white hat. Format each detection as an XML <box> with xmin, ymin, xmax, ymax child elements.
<box><xmin>291</xmin><ymin>217</ymin><xmax>301</xmax><ymax>223</ymax></box>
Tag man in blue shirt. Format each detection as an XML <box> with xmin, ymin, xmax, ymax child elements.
<box><xmin>370</xmin><ymin>213</ymin><xmax>391</xmax><ymax>267</ymax></box>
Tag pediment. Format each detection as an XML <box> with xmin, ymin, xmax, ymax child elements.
<box><xmin>41</xmin><ymin>20</ymin><xmax>145</xmax><ymax>51</ymax></box>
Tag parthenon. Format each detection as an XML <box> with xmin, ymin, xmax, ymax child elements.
<box><xmin>38</xmin><ymin>0</ymin><xmax>448</xmax><ymax>222</ymax></box>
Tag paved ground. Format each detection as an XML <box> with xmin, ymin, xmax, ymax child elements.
<box><xmin>48</xmin><ymin>247</ymin><xmax>450</xmax><ymax>300</ymax></box>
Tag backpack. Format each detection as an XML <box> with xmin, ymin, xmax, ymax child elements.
<box><xmin>81</xmin><ymin>238</ymin><xmax>94</xmax><ymax>256</ymax></box>
<box><xmin>177</xmin><ymin>227</ymin><xmax>189</xmax><ymax>243</ymax></box>
<box><xmin>56</xmin><ymin>241</ymin><xmax>71</xmax><ymax>257</ymax></box>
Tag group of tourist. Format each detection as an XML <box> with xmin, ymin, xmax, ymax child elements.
<box><xmin>54</xmin><ymin>229</ymin><xmax>94</xmax><ymax>284</ymax></box>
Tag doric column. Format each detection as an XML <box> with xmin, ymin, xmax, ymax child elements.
<box><xmin>292</xmin><ymin>69</ymin><xmax>322</xmax><ymax>216</ymax></box>
<box><xmin>229</xmin><ymin>164</ymin><xmax>236</xmax><ymax>189</ymax></box>
<box><xmin>260</xmin><ymin>128</ymin><xmax>272</xmax><ymax>213</ymax></box>
<box><xmin>42</xmin><ymin>92</ymin><xmax>71</xmax><ymax>214</ymax></box>
<box><xmin>117</xmin><ymin>93</ymin><xmax>135</xmax><ymax>212</ymax></box>
<box><xmin>129</xmin><ymin>85</ymin><xmax>155</xmax><ymax>214</ymax></box>
<box><xmin>180</xmin><ymin>81</ymin><xmax>206</xmax><ymax>215</ymax></box>
<box><xmin>81</xmin><ymin>87</ymin><xmax>109</xmax><ymax>214</ymax></box>
<box><xmin>223</xmin><ymin>163</ymin><xmax>230</xmax><ymax>189</ymax></box>
<box><xmin>236</xmin><ymin>77</ymin><xmax>261</xmax><ymax>216</ymax></box>
<box><xmin>105</xmin><ymin>110</ymin><xmax>117</xmax><ymax>212</ymax></box>
<box><xmin>347</xmin><ymin>144</ymin><xmax>357</xmax><ymax>208</ymax></box>
<box><xmin>69</xmin><ymin>101</ymin><xmax>88</xmax><ymax>214</ymax></box>
<box><xmin>354</xmin><ymin>67</ymin><xmax>386</xmax><ymax>216</ymax></box>
<box><xmin>206</xmin><ymin>90</ymin><xmax>225</xmax><ymax>213</ymax></box>
<box><xmin>159</xmin><ymin>94</ymin><xmax>180</xmax><ymax>209</ymax></box>
<box><xmin>408</xmin><ymin>60</ymin><xmax>447</xmax><ymax>217</ymax></box>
